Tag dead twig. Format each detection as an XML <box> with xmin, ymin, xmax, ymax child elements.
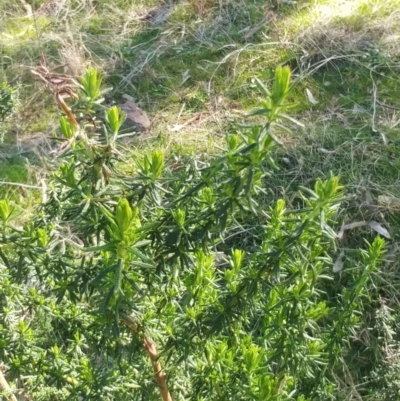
<box><xmin>30</xmin><ymin>55</ymin><xmax>80</xmax><ymax>128</ymax></box>
<box><xmin>30</xmin><ymin>55</ymin><xmax>80</xmax><ymax>152</ymax></box>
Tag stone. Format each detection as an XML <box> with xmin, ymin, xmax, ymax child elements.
<box><xmin>119</xmin><ymin>98</ymin><xmax>151</xmax><ymax>133</ymax></box>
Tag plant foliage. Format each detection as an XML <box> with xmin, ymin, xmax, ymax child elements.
<box><xmin>0</xmin><ymin>67</ymin><xmax>386</xmax><ymax>401</ymax></box>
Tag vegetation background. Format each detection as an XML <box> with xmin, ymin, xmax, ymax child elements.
<box><xmin>1</xmin><ymin>0</ymin><xmax>400</xmax><ymax>400</ymax></box>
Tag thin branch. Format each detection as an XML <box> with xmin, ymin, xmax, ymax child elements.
<box><xmin>120</xmin><ymin>314</ymin><xmax>173</xmax><ymax>401</ymax></box>
<box><xmin>143</xmin><ymin>337</ymin><xmax>173</xmax><ymax>401</ymax></box>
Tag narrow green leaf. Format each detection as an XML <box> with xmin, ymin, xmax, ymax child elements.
<box><xmin>279</xmin><ymin>114</ymin><xmax>305</xmax><ymax>127</ymax></box>
<box><xmin>82</xmin><ymin>242</ymin><xmax>117</xmax><ymax>252</ymax></box>
<box><xmin>298</xmin><ymin>186</ymin><xmax>319</xmax><ymax>199</ymax></box>
<box><xmin>133</xmin><ymin>240</ymin><xmax>151</xmax><ymax>248</ymax></box>
<box><xmin>131</xmin><ymin>260</ymin><xmax>156</xmax><ymax>269</ymax></box>
<box><xmin>247</xmin><ymin>108</ymin><xmax>269</xmax><ymax>117</ymax></box>
<box><xmin>129</xmin><ymin>248</ymin><xmax>155</xmax><ymax>266</ymax></box>
<box><xmin>90</xmin><ymin>265</ymin><xmax>115</xmax><ymax>285</ymax></box>
<box><xmin>254</xmin><ymin>76</ymin><xmax>271</xmax><ymax>96</ymax></box>
<box><xmin>114</xmin><ymin>259</ymin><xmax>123</xmax><ymax>294</ymax></box>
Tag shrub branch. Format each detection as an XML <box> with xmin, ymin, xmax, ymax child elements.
<box><xmin>120</xmin><ymin>314</ymin><xmax>173</xmax><ymax>401</ymax></box>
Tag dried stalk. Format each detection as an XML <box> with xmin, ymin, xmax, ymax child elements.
<box><xmin>30</xmin><ymin>56</ymin><xmax>80</xmax><ymax>130</ymax></box>
<box><xmin>0</xmin><ymin>368</ymin><xmax>18</xmax><ymax>401</ymax></box>
<box><xmin>56</xmin><ymin>93</ymin><xmax>79</xmax><ymax>127</ymax></box>
<box><xmin>19</xmin><ymin>0</ymin><xmax>33</xmax><ymax>16</ymax></box>
<box><xmin>30</xmin><ymin>56</ymin><xmax>82</xmax><ymax>154</ymax></box>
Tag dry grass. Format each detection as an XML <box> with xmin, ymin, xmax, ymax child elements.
<box><xmin>1</xmin><ymin>0</ymin><xmax>399</xmax><ymax>163</ymax></box>
<box><xmin>2</xmin><ymin>0</ymin><xmax>400</xmax><ymax>200</ymax></box>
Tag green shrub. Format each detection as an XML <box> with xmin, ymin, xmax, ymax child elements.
<box><xmin>0</xmin><ymin>67</ymin><xmax>386</xmax><ymax>401</ymax></box>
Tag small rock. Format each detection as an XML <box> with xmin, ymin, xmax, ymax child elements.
<box><xmin>119</xmin><ymin>99</ymin><xmax>151</xmax><ymax>133</ymax></box>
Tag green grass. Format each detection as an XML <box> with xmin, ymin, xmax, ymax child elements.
<box><xmin>1</xmin><ymin>0</ymin><xmax>400</xmax><ymax>398</ymax></box>
<box><xmin>0</xmin><ymin>158</ymin><xmax>29</xmax><ymax>182</ymax></box>
<box><xmin>0</xmin><ymin>156</ymin><xmax>31</xmax><ymax>201</ymax></box>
